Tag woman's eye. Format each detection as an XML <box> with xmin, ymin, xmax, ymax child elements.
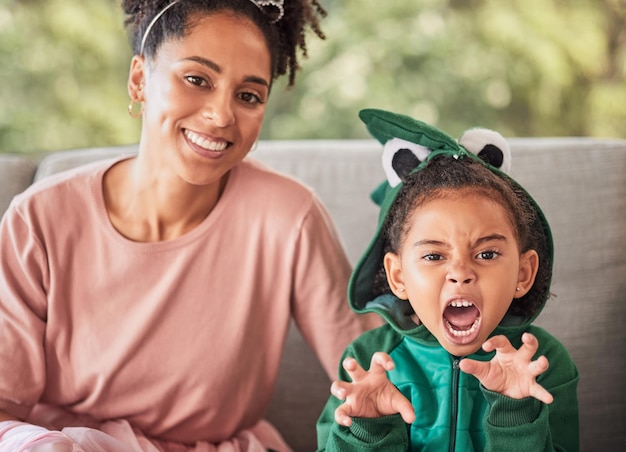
<box><xmin>185</xmin><ymin>75</ymin><xmax>207</xmax><ymax>86</ymax></box>
<box><xmin>239</xmin><ymin>91</ymin><xmax>263</xmax><ymax>105</ymax></box>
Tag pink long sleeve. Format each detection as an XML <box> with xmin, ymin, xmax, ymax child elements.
<box><xmin>0</xmin><ymin>157</ymin><xmax>377</xmax><ymax>448</ymax></box>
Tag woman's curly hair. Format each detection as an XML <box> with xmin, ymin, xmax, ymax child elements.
<box><xmin>121</xmin><ymin>0</ymin><xmax>326</xmax><ymax>86</ymax></box>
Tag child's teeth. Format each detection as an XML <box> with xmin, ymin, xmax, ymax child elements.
<box><xmin>449</xmin><ymin>300</ymin><xmax>473</xmax><ymax>307</ymax></box>
<box><xmin>446</xmin><ymin>318</ymin><xmax>480</xmax><ymax>337</ymax></box>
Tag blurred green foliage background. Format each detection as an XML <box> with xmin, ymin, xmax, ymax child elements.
<box><xmin>1</xmin><ymin>0</ymin><xmax>624</xmax><ymax>154</ymax></box>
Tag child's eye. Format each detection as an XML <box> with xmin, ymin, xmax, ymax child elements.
<box><xmin>477</xmin><ymin>250</ymin><xmax>499</xmax><ymax>260</ymax></box>
<box><xmin>423</xmin><ymin>253</ymin><xmax>443</xmax><ymax>262</ymax></box>
<box><xmin>239</xmin><ymin>91</ymin><xmax>264</xmax><ymax>105</ymax></box>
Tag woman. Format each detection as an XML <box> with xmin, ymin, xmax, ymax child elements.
<box><xmin>0</xmin><ymin>1</ymin><xmax>380</xmax><ymax>450</ymax></box>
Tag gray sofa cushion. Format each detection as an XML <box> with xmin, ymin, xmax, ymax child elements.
<box><xmin>513</xmin><ymin>138</ymin><xmax>626</xmax><ymax>449</ymax></box>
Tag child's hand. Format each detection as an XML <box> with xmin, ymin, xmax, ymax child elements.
<box><xmin>459</xmin><ymin>332</ymin><xmax>554</xmax><ymax>404</ymax></box>
<box><xmin>331</xmin><ymin>352</ymin><xmax>416</xmax><ymax>427</ymax></box>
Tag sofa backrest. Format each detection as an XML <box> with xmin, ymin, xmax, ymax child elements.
<box><xmin>0</xmin><ymin>155</ymin><xmax>38</xmax><ymax>216</ymax></box>
<box><xmin>1</xmin><ymin>138</ymin><xmax>625</xmax><ymax>450</ymax></box>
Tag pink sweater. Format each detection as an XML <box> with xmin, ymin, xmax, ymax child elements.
<box><xmin>0</xmin><ymin>157</ymin><xmax>377</xmax><ymax>448</ymax></box>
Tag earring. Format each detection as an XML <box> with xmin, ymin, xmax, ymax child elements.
<box><xmin>128</xmin><ymin>100</ymin><xmax>144</xmax><ymax>119</ymax></box>
<box><xmin>128</xmin><ymin>82</ymin><xmax>145</xmax><ymax>118</ymax></box>
<box><xmin>398</xmin><ymin>287</ymin><xmax>405</xmax><ymax>292</ymax></box>
<box><xmin>516</xmin><ymin>287</ymin><xmax>521</xmax><ymax>292</ymax></box>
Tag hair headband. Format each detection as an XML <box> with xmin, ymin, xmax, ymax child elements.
<box><xmin>139</xmin><ymin>0</ymin><xmax>285</xmax><ymax>56</ymax></box>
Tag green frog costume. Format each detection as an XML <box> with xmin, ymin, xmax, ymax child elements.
<box><xmin>316</xmin><ymin>109</ymin><xmax>579</xmax><ymax>451</ymax></box>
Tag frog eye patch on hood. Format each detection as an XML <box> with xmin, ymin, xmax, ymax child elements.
<box><xmin>365</xmin><ymin>108</ymin><xmax>512</xmax><ymax>189</ymax></box>
<box><xmin>350</xmin><ymin>109</ymin><xmax>553</xmax><ymax>333</ymax></box>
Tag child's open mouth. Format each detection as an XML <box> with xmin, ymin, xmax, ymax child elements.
<box><xmin>443</xmin><ymin>299</ymin><xmax>481</xmax><ymax>344</ymax></box>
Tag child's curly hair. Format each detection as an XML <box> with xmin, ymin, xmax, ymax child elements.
<box><xmin>373</xmin><ymin>155</ymin><xmax>552</xmax><ymax>320</ymax></box>
<box><xmin>121</xmin><ymin>0</ymin><xmax>326</xmax><ymax>86</ymax></box>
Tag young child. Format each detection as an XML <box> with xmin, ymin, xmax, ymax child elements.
<box><xmin>316</xmin><ymin>109</ymin><xmax>579</xmax><ymax>451</ymax></box>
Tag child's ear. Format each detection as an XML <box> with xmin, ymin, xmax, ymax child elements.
<box><xmin>515</xmin><ymin>249</ymin><xmax>539</xmax><ymax>298</ymax></box>
<box><xmin>384</xmin><ymin>252</ymin><xmax>408</xmax><ymax>299</ymax></box>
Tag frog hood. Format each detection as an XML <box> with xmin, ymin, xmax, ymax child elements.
<box><xmin>348</xmin><ymin>109</ymin><xmax>554</xmax><ymax>340</ymax></box>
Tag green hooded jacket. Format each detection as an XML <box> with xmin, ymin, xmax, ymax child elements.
<box><xmin>316</xmin><ymin>109</ymin><xmax>579</xmax><ymax>452</ymax></box>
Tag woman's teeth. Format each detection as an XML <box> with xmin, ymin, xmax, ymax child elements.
<box><xmin>184</xmin><ymin>130</ymin><xmax>228</xmax><ymax>152</ymax></box>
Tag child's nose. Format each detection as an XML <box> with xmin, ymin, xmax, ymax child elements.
<box><xmin>446</xmin><ymin>259</ymin><xmax>476</xmax><ymax>285</ymax></box>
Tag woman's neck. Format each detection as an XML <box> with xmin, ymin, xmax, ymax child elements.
<box><xmin>102</xmin><ymin>156</ymin><xmax>227</xmax><ymax>242</ymax></box>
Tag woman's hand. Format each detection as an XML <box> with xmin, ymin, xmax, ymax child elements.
<box><xmin>459</xmin><ymin>332</ymin><xmax>554</xmax><ymax>404</ymax></box>
<box><xmin>331</xmin><ymin>352</ymin><xmax>416</xmax><ymax>427</ymax></box>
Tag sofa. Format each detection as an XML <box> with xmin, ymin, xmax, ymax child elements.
<box><xmin>0</xmin><ymin>137</ymin><xmax>624</xmax><ymax>451</ymax></box>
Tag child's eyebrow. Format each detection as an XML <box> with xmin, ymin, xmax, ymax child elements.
<box><xmin>475</xmin><ymin>234</ymin><xmax>507</xmax><ymax>246</ymax></box>
<box><xmin>412</xmin><ymin>234</ymin><xmax>508</xmax><ymax>248</ymax></box>
<box><xmin>413</xmin><ymin>239</ymin><xmax>447</xmax><ymax>248</ymax></box>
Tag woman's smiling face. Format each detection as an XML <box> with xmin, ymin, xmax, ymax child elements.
<box><xmin>129</xmin><ymin>11</ymin><xmax>272</xmax><ymax>186</ymax></box>
<box><xmin>384</xmin><ymin>189</ymin><xmax>538</xmax><ymax>356</ymax></box>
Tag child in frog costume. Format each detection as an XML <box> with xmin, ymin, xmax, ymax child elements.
<box><xmin>316</xmin><ymin>109</ymin><xmax>579</xmax><ymax>451</ymax></box>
